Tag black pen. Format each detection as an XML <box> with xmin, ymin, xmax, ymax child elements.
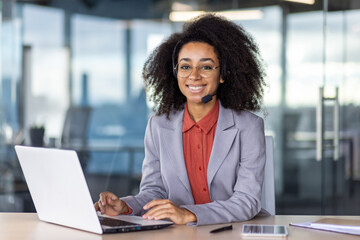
<box><xmin>210</xmin><ymin>225</ymin><xmax>233</xmax><ymax>233</ymax></box>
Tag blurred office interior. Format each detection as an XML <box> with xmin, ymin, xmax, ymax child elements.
<box><xmin>0</xmin><ymin>0</ymin><xmax>360</xmax><ymax>215</ymax></box>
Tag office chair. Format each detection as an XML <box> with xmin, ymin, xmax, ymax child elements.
<box><xmin>260</xmin><ymin>136</ymin><xmax>276</xmax><ymax>215</ymax></box>
<box><xmin>61</xmin><ymin>106</ymin><xmax>92</xmax><ymax>170</ymax></box>
<box><xmin>61</xmin><ymin>106</ymin><xmax>92</xmax><ymax>148</ymax></box>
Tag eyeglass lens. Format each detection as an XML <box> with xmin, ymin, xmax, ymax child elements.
<box><xmin>177</xmin><ymin>64</ymin><xmax>219</xmax><ymax>78</ymax></box>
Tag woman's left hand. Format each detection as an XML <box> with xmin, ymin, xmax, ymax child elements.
<box><xmin>142</xmin><ymin>199</ymin><xmax>197</xmax><ymax>225</ymax></box>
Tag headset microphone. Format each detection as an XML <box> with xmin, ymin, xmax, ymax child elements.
<box><xmin>201</xmin><ymin>94</ymin><xmax>216</xmax><ymax>104</ymax></box>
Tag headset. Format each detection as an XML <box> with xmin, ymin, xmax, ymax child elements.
<box><xmin>172</xmin><ymin>40</ymin><xmax>182</xmax><ymax>78</ymax></box>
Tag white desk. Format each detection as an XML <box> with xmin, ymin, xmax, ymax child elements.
<box><xmin>1</xmin><ymin>213</ymin><xmax>360</xmax><ymax>240</ymax></box>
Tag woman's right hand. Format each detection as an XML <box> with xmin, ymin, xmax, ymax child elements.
<box><xmin>94</xmin><ymin>191</ymin><xmax>129</xmax><ymax>216</ymax></box>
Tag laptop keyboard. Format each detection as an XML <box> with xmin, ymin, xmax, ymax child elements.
<box><xmin>98</xmin><ymin>216</ymin><xmax>140</xmax><ymax>227</ymax></box>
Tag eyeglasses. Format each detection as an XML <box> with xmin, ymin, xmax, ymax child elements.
<box><xmin>174</xmin><ymin>63</ymin><xmax>220</xmax><ymax>78</ymax></box>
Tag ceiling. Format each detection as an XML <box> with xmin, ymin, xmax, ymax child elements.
<box><xmin>14</xmin><ymin>0</ymin><xmax>360</xmax><ymax>19</ymax></box>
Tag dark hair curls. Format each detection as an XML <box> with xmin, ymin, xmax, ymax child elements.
<box><xmin>142</xmin><ymin>13</ymin><xmax>266</xmax><ymax>118</ymax></box>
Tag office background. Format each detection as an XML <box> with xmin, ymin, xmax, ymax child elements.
<box><xmin>0</xmin><ymin>0</ymin><xmax>360</xmax><ymax>215</ymax></box>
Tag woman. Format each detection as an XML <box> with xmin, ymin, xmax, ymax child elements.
<box><xmin>95</xmin><ymin>14</ymin><xmax>266</xmax><ymax>226</ymax></box>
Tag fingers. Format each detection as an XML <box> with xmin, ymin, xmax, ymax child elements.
<box><xmin>142</xmin><ymin>199</ymin><xmax>197</xmax><ymax>224</ymax></box>
<box><xmin>143</xmin><ymin>199</ymin><xmax>171</xmax><ymax>210</ymax></box>
<box><xmin>99</xmin><ymin>192</ymin><xmax>117</xmax><ymax>205</ymax></box>
<box><xmin>143</xmin><ymin>202</ymin><xmax>172</xmax><ymax>218</ymax></box>
<box><xmin>145</xmin><ymin>207</ymin><xmax>174</xmax><ymax>221</ymax></box>
<box><xmin>107</xmin><ymin>196</ymin><xmax>119</xmax><ymax>205</ymax></box>
<box><xmin>98</xmin><ymin>193</ymin><xmax>107</xmax><ymax>214</ymax></box>
<box><xmin>99</xmin><ymin>192</ymin><xmax>109</xmax><ymax>206</ymax></box>
<box><xmin>142</xmin><ymin>199</ymin><xmax>178</xmax><ymax>221</ymax></box>
<box><xmin>96</xmin><ymin>192</ymin><xmax>120</xmax><ymax>215</ymax></box>
<box><xmin>94</xmin><ymin>201</ymin><xmax>100</xmax><ymax>211</ymax></box>
<box><xmin>148</xmin><ymin>209</ymin><xmax>174</xmax><ymax>221</ymax></box>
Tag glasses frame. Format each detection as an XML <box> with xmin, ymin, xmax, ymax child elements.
<box><xmin>174</xmin><ymin>63</ymin><xmax>220</xmax><ymax>78</ymax></box>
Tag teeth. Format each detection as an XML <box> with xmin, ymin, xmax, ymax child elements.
<box><xmin>188</xmin><ymin>86</ymin><xmax>204</xmax><ymax>90</ymax></box>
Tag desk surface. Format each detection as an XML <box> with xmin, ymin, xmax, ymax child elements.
<box><xmin>1</xmin><ymin>213</ymin><xmax>360</xmax><ymax>240</ymax></box>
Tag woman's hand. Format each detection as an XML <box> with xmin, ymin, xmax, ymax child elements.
<box><xmin>94</xmin><ymin>191</ymin><xmax>129</xmax><ymax>216</ymax></box>
<box><xmin>142</xmin><ymin>199</ymin><xmax>197</xmax><ymax>225</ymax></box>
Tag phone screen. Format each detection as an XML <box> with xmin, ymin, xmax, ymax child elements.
<box><xmin>242</xmin><ymin>224</ymin><xmax>288</xmax><ymax>237</ymax></box>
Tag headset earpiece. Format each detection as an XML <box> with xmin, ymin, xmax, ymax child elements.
<box><xmin>172</xmin><ymin>40</ymin><xmax>182</xmax><ymax>78</ymax></box>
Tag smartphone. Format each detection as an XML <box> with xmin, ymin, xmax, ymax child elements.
<box><xmin>242</xmin><ymin>224</ymin><xmax>288</xmax><ymax>237</ymax></box>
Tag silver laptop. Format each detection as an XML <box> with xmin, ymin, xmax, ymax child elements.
<box><xmin>15</xmin><ymin>145</ymin><xmax>173</xmax><ymax>234</ymax></box>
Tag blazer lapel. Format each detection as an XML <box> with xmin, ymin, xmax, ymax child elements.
<box><xmin>159</xmin><ymin>110</ymin><xmax>192</xmax><ymax>195</ymax></box>
<box><xmin>207</xmin><ymin>103</ymin><xmax>238</xmax><ymax>188</ymax></box>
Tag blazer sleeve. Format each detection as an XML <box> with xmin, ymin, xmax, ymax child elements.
<box><xmin>181</xmin><ymin>117</ymin><xmax>266</xmax><ymax>226</ymax></box>
<box><xmin>120</xmin><ymin>116</ymin><xmax>168</xmax><ymax>215</ymax></box>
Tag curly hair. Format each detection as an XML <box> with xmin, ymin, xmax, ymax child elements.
<box><xmin>143</xmin><ymin>13</ymin><xmax>266</xmax><ymax>118</ymax></box>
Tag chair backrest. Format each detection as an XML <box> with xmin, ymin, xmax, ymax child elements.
<box><xmin>61</xmin><ymin>106</ymin><xmax>92</xmax><ymax>147</ymax></box>
<box><xmin>261</xmin><ymin>136</ymin><xmax>276</xmax><ymax>215</ymax></box>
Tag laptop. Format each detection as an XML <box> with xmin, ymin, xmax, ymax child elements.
<box><xmin>14</xmin><ymin>145</ymin><xmax>173</xmax><ymax>234</ymax></box>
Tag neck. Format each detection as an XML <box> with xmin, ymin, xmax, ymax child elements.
<box><xmin>187</xmin><ymin>97</ymin><xmax>217</xmax><ymax>122</ymax></box>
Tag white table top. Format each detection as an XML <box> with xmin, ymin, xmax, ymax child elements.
<box><xmin>1</xmin><ymin>213</ymin><xmax>360</xmax><ymax>240</ymax></box>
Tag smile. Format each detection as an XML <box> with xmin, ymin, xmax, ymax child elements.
<box><xmin>188</xmin><ymin>85</ymin><xmax>205</xmax><ymax>90</ymax></box>
<box><xmin>186</xmin><ymin>85</ymin><xmax>206</xmax><ymax>93</ymax></box>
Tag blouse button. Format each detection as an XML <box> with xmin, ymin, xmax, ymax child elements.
<box><xmin>203</xmin><ymin>188</ymin><xmax>207</xmax><ymax>192</ymax></box>
<box><xmin>195</xmin><ymin>125</ymin><xmax>200</xmax><ymax>128</ymax></box>
<box><xmin>197</xmin><ymin>144</ymin><xmax>200</xmax><ymax>149</ymax></box>
<box><xmin>199</xmin><ymin>166</ymin><xmax>202</xmax><ymax>171</ymax></box>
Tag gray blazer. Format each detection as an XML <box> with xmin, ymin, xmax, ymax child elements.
<box><xmin>121</xmin><ymin>101</ymin><xmax>266</xmax><ymax>226</ymax></box>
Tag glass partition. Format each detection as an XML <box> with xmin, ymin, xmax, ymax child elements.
<box><xmin>1</xmin><ymin>1</ymin><xmax>28</xmax><ymax>211</ymax></box>
<box><xmin>22</xmin><ymin>4</ymin><xmax>68</xmax><ymax>142</ymax></box>
<box><xmin>72</xmin><ymin>14</ymin><xmax>126</xmax><ymax>106</ymax></box>
<box><xmin>283</xmin><ymin>6</ymin><xmax>360</xmax><ymax>215</ymax></box>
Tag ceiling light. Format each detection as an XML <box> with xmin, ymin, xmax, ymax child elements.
<box><xmin>284</xmin><ymin>0</ymin><xmax>315</xmax><ymax>4</ymax></box>
<box><xmin>169</xmin><ymin>10</ymin><xmax>263</xmax><ymax>22</ymax></box>
<box><xmin>217</xmin><ymin>10</ymin><xmax>263</xmax><ymax>21</ymax></box>
<box><xmin>169</xmin><ymin>11</ymin><xmax>206</xmax><ymax>22</ymax></box>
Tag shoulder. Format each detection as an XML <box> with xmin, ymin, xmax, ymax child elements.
<box><xmin>219</xmin><ymin>101</ymin><xmax>263</xmax><ymax>128</ymax></box>
<box><xmin>232</xmin><ymin>110</ymin><xmax>264</xmax><ymax>125</ymax></box>
<box><xmin>233</xmin><ymin>110</ymin><xmax>264</xmax><ymax>136</ymax></box>
<box><xmin>222</xmin><ymin>108</ymin><xmax>265</xmax><ymax>146</ymax></box>
<box><xmin>147</xmin><ymin>108</ymin><xmax>184</xmax><ymax>130</ymax></box>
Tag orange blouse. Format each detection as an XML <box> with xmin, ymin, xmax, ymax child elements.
<box><xmin>182</xmin><ymin>100</ymin><xmax>219</xmax><ymax>204</ymax></box>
